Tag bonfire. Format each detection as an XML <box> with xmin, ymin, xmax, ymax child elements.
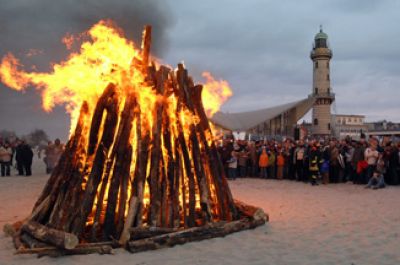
<box><xmin>1</xmin><ymin>21</ymin><xmax>268</xmax><ymax>257</ymax></box>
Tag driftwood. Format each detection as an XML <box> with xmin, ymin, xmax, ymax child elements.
<box><xmin>21</xmin><ymin>221</ymin><xmax>79</xmax><ymax>250</ymax></box>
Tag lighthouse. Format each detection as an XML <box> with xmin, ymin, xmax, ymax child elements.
<box><xmin>310</xmin><ymin>26</ymin><xmax>335</xmax><ymax>136</ymax></box>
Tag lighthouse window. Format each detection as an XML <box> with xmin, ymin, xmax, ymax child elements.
<box><xmin>314</xmin><ymin>118</ymin><xmax>318</xmax><ymax>125</ymax></box>
<box><xmin>327</xmin><ymin>74</ymin><xmax>330</xmax><ymax>81</ymax></box>
<box><xmin>328</xmin><ymin>123</ymin><xmax>331</xmax><ymax>130</ymax></box>
<box><xmin>315</xmin><ymin>87</ymin><xmax>318</xmax><ymax>94</ymax></box>
<box><xmin>315</xmin><ymin>62</ymin><xmax>318</xmax><ymax>68</ymax></box>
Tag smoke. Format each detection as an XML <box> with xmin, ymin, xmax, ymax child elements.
<box><xmin>0</xmin><ymin>0</ymin><xmax>174</xmax><ymax>140</ymax></box>
<box><xmin>0</xmin><ymin>0</ymin><xmax>173</xmax><ymax>66</ymax></box>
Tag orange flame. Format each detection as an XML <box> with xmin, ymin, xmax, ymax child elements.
<box><xmin>201</xmin><ymin>71</ymin><xmax>232</xmax><ymax>117</ymax></box>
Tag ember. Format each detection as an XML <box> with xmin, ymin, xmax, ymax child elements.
<box><xmin>1</xmin><ymin>21</ymin><xmax>267</xmax><ymax>257</ymax></box>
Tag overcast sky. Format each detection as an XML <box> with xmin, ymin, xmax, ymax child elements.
<box><xmin>0</xmin><ymin>0</ymin><xmax>399</xmax><ymax>141</ymax></box>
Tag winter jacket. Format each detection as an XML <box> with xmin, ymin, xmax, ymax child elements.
<box><xmin>259</xmin><ymin>150</ymin><xmax>269</xmax><ymax>168</ymax></box>
<box><xmin>0</xmin><ymin>146</ymin><xmax>12</xmax><ymax>162</ymax></box>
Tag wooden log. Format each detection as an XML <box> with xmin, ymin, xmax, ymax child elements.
<box><xmin>103</xmin><ymin>92</ymin><xmax>136</xmax><ymax>240</ymax></box>
<box><xmin>127</xmin><ymin>215</ymin><xmax>266</xmax><ymax>253</ymax></box>
<box><xmin>129</xmin><ymin>227</ymin><xmax>178</xmax><ymax>241</ymax></box>
<box><xmin>71</xmin><ymin>85</ymin><xmax>119</xmax><ymax>236</ymax></box>
<box><xmin>118</xmin><ymin>196</ymin><xmax>139</xmax><ymax>246</ymax></box>
<box><xmin>88</xmin><ymin>83</ymin><xmax>117</xmax><ymax>155</ymax></box>
<box><xmin>172</xmin><ymin>145</ymin><xmax>181</xmax><ymax>228</ymax></box>
<box><xmin>141</xmin><ymin>25</ymin><xmax>152</xmax><ymax>70</ymax></box>
<box><xmin>124</xmin><ymin>103</ymin><xmax>144</xmax><ymax>232</ymax></box>
<box><xmin>16</xmin><ymin>244</ymin><xmax>114</xmax><ymax>257</ymax></box>
<box><xmin>134</xmin><ymin>112</ymin><xmax>151</xmax><ymax>227</ymax></box>
<box><xmin>234</xmin><ymin>200</ymin><xmax>269</xmax><ymax>222</ymax></box>
<box><xmin>115</xmin><ymin>145</ymin><xmax>133</xmax><ymax>235</ymax></box>
<box><xmin>21</xmin><ymin>221</ymin><xmax>79</xmax><ymax>250</ymax></box>
<box><xmin>190</xmin><ymin>84</ymin><xmax>238</xmax><ymax>220</ymax></box>
<box><xmin>149</xmin><ymin>67</ymin><xmax>168</xmax><ymax>227</ymax></box>
<box><xmin>20</xmin><ymin>233</ymin><xmax>48</xmax><ymax>248</ymax></box>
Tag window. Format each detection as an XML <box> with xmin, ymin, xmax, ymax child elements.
<box><xmin>314</xmin><ymin>118</ymin><xmax>318</xmax><ymax>125</ymax></box>
<box><xmin>327</xmin><ymin>87</ymin><xmax>330</xmax><ymax>94</ymax></box>
<box><xmin>315</xmin><ymin>87</ymin><xmax>318</xmax><ymax>94</ymax></box>
<box><xmin>327</xmin><ymin>74</ymin><xmax>330</xmax><ymax>81</ymax></box>
<box><xmin>328</xmin><ymin>123</ymin><xmax>331</xmax><ymax>130</ymax></box>
<box><xmin>315</xmin><ymin>61</ymin><xmax>318</xmax><ymax>68</ymax></box>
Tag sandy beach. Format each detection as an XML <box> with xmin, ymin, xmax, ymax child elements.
<box><xmin>1</xmin><ymin>158</ymin><xmax>399</xmax><ymax>265</ymax></box>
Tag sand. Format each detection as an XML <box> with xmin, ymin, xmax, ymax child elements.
<box><xmin>1</xmin><ymin>158</ymin><xmax>400</xmax><ymax>265</ymax></box>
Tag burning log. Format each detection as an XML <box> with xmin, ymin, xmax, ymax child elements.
<box><xmin>8</xmin><ymin>24</ymin><xmax>267</xmax><ymax>256</ymax></box>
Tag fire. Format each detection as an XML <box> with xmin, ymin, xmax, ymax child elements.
<box><xmin>0</xmin><ymin>20</ymin><xmax>236</xmax><ymax>235</ymax></box>
<box><xmin>201</xmin><ymin>72</ymin><xmax>232</xmax><ymax>117</ymax></box>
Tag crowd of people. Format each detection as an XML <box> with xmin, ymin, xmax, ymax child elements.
<box><xmin>0</xmin><ymin>137</ymin><xmax>64</xmax><ymax>177</ymax></box>
<box><xmin>218</xmin><ymin>136</ymin><xmax>400</xmax><ymax>189</ymax></box>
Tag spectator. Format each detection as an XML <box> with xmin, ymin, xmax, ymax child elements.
<box><xmin>365</xmin><ymin>170</ymin><xmax>386</xmax><ymax>189</ymax></box>
<box><xmin>0</xmin><ymin>142</ymin><xmax>13</xmax><ymax>176</ymax></box>
<box><xmin>258</xmin><ymin>147</ymin><xmax>269</xmax><ymax>178</ymax></box>
<box><xmin>276</xmin><ymin>149</ymin><xmax>285</xmax><ymax>180</ymax></box>
<box><xmin>16</xmin><ymin>140</ymin><xmax>34</xmax><ymax>176</ymax></box>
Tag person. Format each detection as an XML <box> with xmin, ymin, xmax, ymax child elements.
<box><xmin>294</xmin><ymin>140</ymin><xmax>306</xmax><ymax>181</ymax></box>
<box><xmin>258</xmin><ymin>147</ymin><xmax>269</xmax><ymax>178</ymax></box>
<box><xmin>238</xmin><ymin>149</ymin><xmax>248</xmax><ymax>178</ymax></box>
<box><xmin>276</xmin><ymin>149</ymin><xmax>285</xmax><ymax>180</ymax></box>
<box><xmin>15</xmin><ymin>140</ymin><xmax>34</xmax><ymax>176</ymax></box>
<box><xmin>320</xmin><ymin>143</ymin><xmax>330</xmax><ymax>184</ymax></box>
<box><xmin>352</xmin><ymin>140</ymin><xmax>366</xmax><ymax>184</ymax></box>
<box><xmin>227</xmin><ymin>150</ymin><xmax>238</xmax><ymax>180</ymax></box>
<box><xmin>308</xmin><ymin>142</ymin><xmax>321</xmax><ymax>185</ymax></box>
<box><xmin>365</xmin><ymin>170</ymin><xmax>386</xmax><ymax>189</ymax></box>
<box><xmin>268</xmin><ymin>149</ymin><xmax>276</xmax><ymax>179</ymax></box>
<box><xmin>44</xmin><ymin>141</ymin><xmax>53</xmax><ymax>173</ymax></box>
<box><xmin>45</xmin><ymin>139</ymin><xmax>64</xmax><ymax>174</ymax></box>
<box><xmin>364</xmin><ymin>138</ymin><xmax>379</xmax><ymax>183</ymax></box>
<box><xmin>0</xmin><ymin>142</ymin><xmax>13</xmax><ymax>176</ymax></box>
<box><xmin>329</xmin><ymin>140</ymin><xmax>340</xmax><ymax>183</ymax></box>
<box><xmin>248</xmin><ymin>142</ymin><xmax>258</xmax><ymax>177</ymax></box>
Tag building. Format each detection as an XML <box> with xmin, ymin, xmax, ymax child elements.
<box><xmin>365</xmin><ymin>121</ymin><xmax>400</xmax><ymax>138</ymax></box>
<box><xmin>310</xmin><ymin>26</ymin><xmax>335</xmax><ymax>136</ymax></box>
<box><xmin>332</xmin><ymin>114</ymin><xmax>368</xmax><ymax>139</ymax></box>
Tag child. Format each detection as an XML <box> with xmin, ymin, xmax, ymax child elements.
<box><xmin>365</xmin><ymin>170</ymin><xmax>386</xmax><ymax>189</ymax></box>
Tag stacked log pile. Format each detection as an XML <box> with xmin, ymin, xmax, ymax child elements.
<box><xmin>3</xmin><ymin>25</ymin><xmax>268</xmax><ymax>257</ymax></box>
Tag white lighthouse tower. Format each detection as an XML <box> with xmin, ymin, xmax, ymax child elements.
<box><xmin>310</xmin><ymin>26</ymin><xmax>335</xmax><ymax>136</ymax></box>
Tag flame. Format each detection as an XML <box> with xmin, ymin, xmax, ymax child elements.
<box><xmin>201</xmin><ymin>72</ymin><xmax>232</xmax><ymax>117</ymax></box>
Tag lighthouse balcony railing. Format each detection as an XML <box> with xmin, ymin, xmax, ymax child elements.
<box><xmin>309</xmin><ymin>92</ymin><xmax>335</xmax><ymax>99</ymax></box>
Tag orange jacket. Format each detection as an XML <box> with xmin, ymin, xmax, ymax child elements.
<box><xmin>259</xmin><ymin>150</ymin><xmax>269</xmax><ymax>167</ymax></box>
<box><xmin>277</xmin><ymin>154</ymin><xmax>285</xmax><ymax>166</ymax></box>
